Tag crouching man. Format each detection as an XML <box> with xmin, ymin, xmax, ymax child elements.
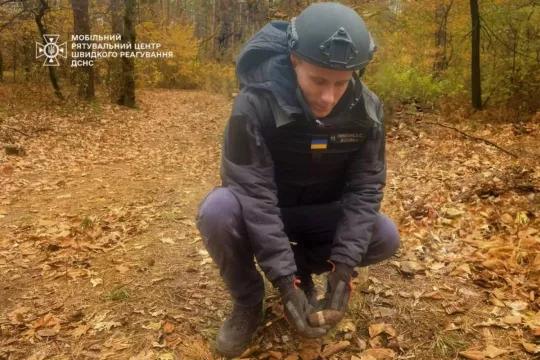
<box><xmin>196</xmin><ymin>2</ymin><xmax>400</xmax><ymax>357</ymax></box>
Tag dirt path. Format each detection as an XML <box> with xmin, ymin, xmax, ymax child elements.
<box><xmin>0</xmin><ymin>89</ymin><xmax>538</xmax><ymax>360</ymax></box>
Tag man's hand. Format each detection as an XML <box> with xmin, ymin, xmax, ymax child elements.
<box><xmin>324</xmin><ymin>262</ymin><xmax>354</xmax><ymax>317</ymax></box>
<box><xmin>274</xmin><ymin>275</ymin><xmax>326</xmax><ymax>338</ymax></box>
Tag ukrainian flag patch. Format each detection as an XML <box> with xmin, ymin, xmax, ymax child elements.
<box><xmin>310</xmin><ymin>137</ymin><xmax>328</xmax><ymax>150</ymax></box>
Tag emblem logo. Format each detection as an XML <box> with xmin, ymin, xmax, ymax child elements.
<box><xmin>36</xmin><ymin>34</ymin><xmax>67</xmax><ymax>66</ymax></box>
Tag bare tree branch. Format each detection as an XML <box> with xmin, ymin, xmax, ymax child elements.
<box><xmin>0</xmin><ymin>0</ymin><xmax>20</xmax><ymax>6</ymax></box>
<box><xmin>0</xmin><ymin>9</ymin><xmax>26</xmax><ymax>32</ymax></box>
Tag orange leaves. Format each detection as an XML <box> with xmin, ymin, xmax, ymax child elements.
<box><xmin>26</xmin><ymin>313</ymin><xmax>61</xmax><ymax>339</ymax></box>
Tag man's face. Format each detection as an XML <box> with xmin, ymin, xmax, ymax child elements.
<box><xmin>291</xmin><ymin>55</ymin><xmax>353</xmax><ymax>118</ymax></box>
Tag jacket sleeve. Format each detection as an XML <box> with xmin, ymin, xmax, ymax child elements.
<box><xmin>330</xmin><ymin>99</ymin><xmax>386</xmax><ymax>267</ymax></box>
<box><xmin>220</xmin><ymin>91</ymin><xmax>297</xmax><ymax>281</ymax></box>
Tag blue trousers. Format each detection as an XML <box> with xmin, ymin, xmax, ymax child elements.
<box><xmin>196</xmin><ymin>187</ymin><xmax>400</xmax><ymax>306</ymax></box>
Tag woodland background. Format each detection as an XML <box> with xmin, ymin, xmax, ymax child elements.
<box><xmin>0</xmin><ymin>0</ymin><xmax>539</xmax><ymax>115</ymax></box>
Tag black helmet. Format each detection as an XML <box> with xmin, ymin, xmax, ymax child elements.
<box><xmin>287</xmin><ymin>2</ymin><xmax>376</xmax><ymax>70</ymax></box>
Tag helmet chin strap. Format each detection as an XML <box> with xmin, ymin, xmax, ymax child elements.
<box><xmin>356</xmin><ymin>67</ymin><xmax>366</xmax><ymax>79</ymax></box>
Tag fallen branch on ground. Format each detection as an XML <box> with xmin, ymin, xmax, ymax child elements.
<box><xmin>423</xmin><ymin>121</ymin><xmax>518</xmax><ymax>158</ymax></box>
<box><xmin>0</xmin><ymin>125</ymin><xmax>30</xmax><ymax>137</ymax></box>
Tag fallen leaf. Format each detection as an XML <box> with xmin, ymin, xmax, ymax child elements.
<box><xmin>268</xmin><ymin>350</ymin><xmax>283</xmax><ymax>359</ymax></box>
<box><xmin>489</xmin><ymin>296</ymin><xmax>506</xmax><ymax>307</ymax></box>
<box><xmin>197</xmin><ymin>249</ymin><xmax>209</xmax><ymax>256</ymax></box>
<box><xmin>501</xmin><ymin>314</ymin><xmax>521</xmax><ymax>325</ymax></box>
<box><xmin>321</xmin><ymin>341</ymin><xmax>350</xmax><ymax>358</ymax></box>
<box><xmin>28</xmin><ymin>313</ymin><xmax>61</xmax><ymax>337</ymax></box>
<box><xmin>71</xmin><ymin>324</ymin><xmax>90</xmax><ymax>338</ymax></box>
<box><xmin>7</xmin><ymin>305</ymin><xmax>31</xmax><ymax>325</ymax></box>
<box><xmin>355</xmin><ymin>337</ymin><xmax>367</xmax><ymax>351</ymax></box>
<box><xmin>360</xmin><ymin>348</ymin><xmax>396</xmax><ymax>360</ymax></box>
<box><xmin>284</xmin><ymin>354</ymin><xmax>299</xmax><ymax>360</ymax></box>
<box><xmin>149</xmin><ymin>309</ymin><xmax>166</xmax><ymax>317</ymax></box>
<box><xmin>90</xmin><ymin>278</ymin><xmax>103</xmax><ymax>287</ymax></box>
<box><xmin>459</xmin><ymin>349</ymin><xmax>484</xmax><ymax>360</ymax></box>
<box><xmin>129</xmin><ymin>350</ymin><xmax>155</xmax><ymax>360</ymax></box>
<box><xmin>369</xmin><ymin>335</ymin><xmax>385</xmax><ymax>349</ymax></box>
<box><xmin>372</xmin><ymin>307</ymin><xmax>396</xmax><ymax>317</ymax></box>
<box><xmin>157</xmin><ymin>353</ymin><xmax>174</xmax><ymax>360</ymax></box>
<box><xmin>398</xmin><ymin>291</ymin><xmax>412</xmax><ymax>298</ymax></box>
<box><xmin>152</xmin><ymin>341</ymin><xmax>166</xmax><ymax>349</ymax></box>
<box><xmin>399</xmin><ymin>261</ymin><xmax>425</xmax><ymax>275</ymax></box>
<box><xmin>445</xmin><ymin>322</ymin><xmax>460</xmax><ymax>331</ymax></box>
<box><xmin>430</xmin><ymin>262</ymin><xmax>446</xmax><ymax>271</ymax></box>
<box><xmin>422</xmin><ymin>291</ymin><xmax>444</xmax><ymax>300</ymax></box>
<box><xmin>56</xmin><ymin>193</ymin><xmax>72</xmax><ymax>199</ymax></box>
<box><xmin>142</xmin><ymin>321</ymin><xmax>162</xmax><ymax>331</ymax></box>
<box><xmin>359</xmin><ymin>356</ymin><xmax>377</xmax><ymax>360</ymax></box>
<box><xmin>473</xmin><ymin>319</ymin><xmax>509</xmax><ymax>329</ymax></box>
<box><xmin>27</xmin><ymin>349</ymin><xmax>48</xmax><ymax>360</ymax></box>
<box><xmin>451</xmin><ymin>263</ymin><xmax>472</xmax><ymax>276</ymax></box>
<box><xmin>239</xmin><ymin>345</ymin><xmax>260</xmax><ymax>357</ymax></box>
<box><xmin>483</xmin><ymin>345</ymin><xmax>509</xmax><ymax>358</ymax></box>
<box><xmin>443</xmin><ymin>300</ymin><xmax>466</xmax><ymax>315</ymax></box>
<box><xmin>459</xmin><ymin>345</ymin><xmax>509</xmax><ymax>359</ymax></box>
<box><xmin>36</xmin><ymin>328</ymin><xmax>58</xmax><ymax>337</ymax></box>
<box><xmin>162</xmin><ymin>321</ymin><xmax>175</xmax><ymax>334</ymax></box>
<box><xmin>160</xmin><ymin>237</ymin><xmax>175</xmax><ymax>245</ymax></box>
<box><xmin>515</xmin><ymin>211</ymin><xmax>529</xmax><ymax>225</ymax></box>
<box><xmin>93</xmin><ymin>321</ymin><xmax>122</xmax><ymax>331</ymax></box>
<box><xmin>500</xmin><ymin>213</ymin><xmax>513</xmax><ymax>224</ymax></box>
<box><xmin>522</xmin><ymin>341</ymin><xmax>540</xmax><ymax>354</ymax></box>
<box><xmin>336</xmin><ymin>318</ymin><xmax>356</xmax><ymax>333</ymax></box>
<box><xmin>444</xmin><ymin>207</ymin><xmax>464</xmax><ymax>219</ymax></box>
<box><xmin>298</xmin><ymin>339</ymin><xmax>321</xmax><ymax>360</ymax></box>
<box><xmin>115</xmin><ymin>264</ymin><xmax>130</xmax><ymax>274</ymax></box>
<box><xmin>505</xmin><ymin>300</ymin><xmax>528</xmax><ymax>311</ymax></box>
<box><xmin>368</xmin><ymin>323</ymin><xmax>397</xmax><ymax>338</ymax></box>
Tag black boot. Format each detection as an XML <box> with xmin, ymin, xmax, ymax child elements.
<box><xmin>215</xmin><ymin>301</ymin><xmax>263</xmax><ymax>358</ymax></box>
<box><xmin>298</xmin><ymin>274</ymin><xmax>318</xmax><ymax>308</ymax></box>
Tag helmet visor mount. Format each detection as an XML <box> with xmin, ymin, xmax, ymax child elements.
<box><xmin>287</xmin><ymin>16</ymin><xmax>374</xmax><ymax>71</ymax></box>
<box><xmin>320</xmin><ymin>27</ymin><xmax>358</xmax><ymax>69</ymax></box>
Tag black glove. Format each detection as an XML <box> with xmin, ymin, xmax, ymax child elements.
<box><xmin>274</xmin><ymin>275</ymin><xmax>326</xmax><ymax>338</ymax></box>
<box><xmin>324</xmin><ymin>261</ymin><xmax>354</xmax><ymax>313</ymax></box>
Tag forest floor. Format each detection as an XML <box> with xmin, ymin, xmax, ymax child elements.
<box><xmin>0</xmin><ymin>86</ymin><xmax>539</xmax><ymax>360</ymax></box>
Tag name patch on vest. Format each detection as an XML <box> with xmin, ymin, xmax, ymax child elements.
<box><xmin>329</xmin><ymin>133</ymin><xmax>366</xmax><ymax>144</ymax></box>
<box><xmin>310</xmin><ymin>137</ymin><xmax>328</xmax><ymax>150</ymax></box>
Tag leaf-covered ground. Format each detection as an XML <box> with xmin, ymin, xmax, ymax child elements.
<box><xmin>0</xmin><ymin>87</ymin><xmax>538</xmax><ymax>360</ymax></box>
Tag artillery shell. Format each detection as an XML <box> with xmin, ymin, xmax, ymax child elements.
<box><xmin>307</xmin><ymin>310</ymin><xmax>343</xmax><ymax>327</ymax></box>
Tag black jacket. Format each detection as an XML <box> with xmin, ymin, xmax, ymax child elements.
<box><xmin>221</xmin><ymin>21</ymin><xmax>386</xmax><ymax>281</ymax></box>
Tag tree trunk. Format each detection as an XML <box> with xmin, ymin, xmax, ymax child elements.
<box><xmin>71</xmin><ymin>0</ymin><xmax>95</xmax><ymax>100</ymax></box>
<box><xmin>0</xmin><ymin>46</ymin><xmax>3</xmax><ymax>82</ymax></box>
<box><xmin>22</xmin><ymin>38</ymin><xmax>31</xmax><ymax>81</ymax></box>
<box><xmin>12</xmin><ymin>41</ymin><xmax>16</xmax><ymax>82</ymax></box>
<box><xmin>215</xmin><ymin>0</ymin><xmax>233</xmax><ymax>61</ymax></box>
<box><xmin>470</xmin><ymin>0</ymin><xmax>482</xmax><ymax>109</ymax></box>
<box><xmin>35</xmin><ymin>0</ymin><xmax>64</xmax><ymax>100</ymax></box>
<box><xmin>433</xmin><ymin>1</ymin><xmax>453</xmax><ymax>77</ymax></box>
<box><xmin>286</xmin><ymin>0</ymin><xmax>299</xmax><ymax>17</ymax></box>
<box><xmin>118</xmin><ymin>0</ymin><xmax>136</xmax><ymax>107</ymax></box>
<box><xmin>108</xmin><ymin>0</ymin><xmax>123</xmax><ymax>99</ymax></box>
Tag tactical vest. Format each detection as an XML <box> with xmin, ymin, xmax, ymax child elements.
<box><xmin>259</xmin><ymin>87</ymin><xmax>377</xmax><ymax>207</ymax></box>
